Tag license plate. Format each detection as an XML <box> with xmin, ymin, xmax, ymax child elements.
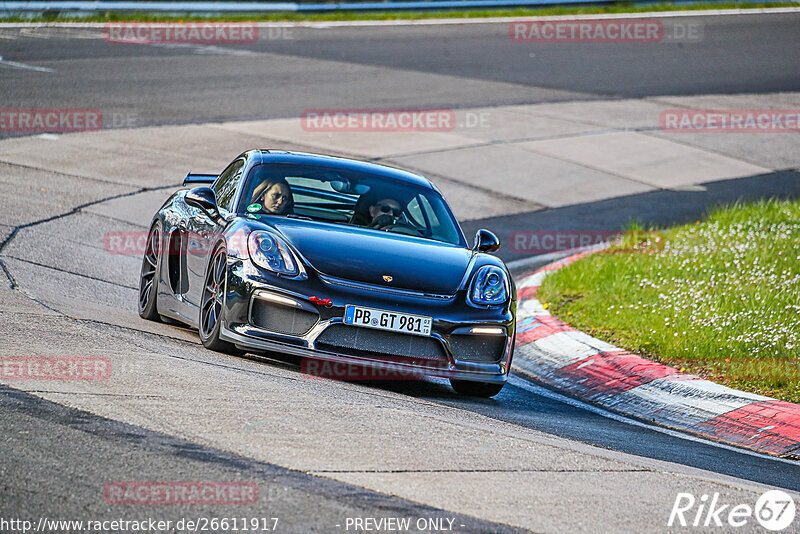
<box><xmin>343</xmin><ymin>305</ymin><xmax>432</xmax><ymax>337</ymax></box>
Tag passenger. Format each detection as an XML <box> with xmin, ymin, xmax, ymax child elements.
<box><xmin>252</xmin><ymin>178</ymin><xmax>293</xmax><ymax>215</ymax></box>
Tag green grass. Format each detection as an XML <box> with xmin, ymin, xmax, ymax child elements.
<box><xmin>538</xmin><ymin>199</ymin><xmax>800</xmax><ymax>403</ymax></box>
<box><xmin>4</xmin><ymin>2</ymin><xmax>795</xmax><ymax>23</ymax></box>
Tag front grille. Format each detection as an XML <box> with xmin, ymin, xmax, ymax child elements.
<box><xmin>318</xmin><ymin>274</ymin><xmax>453</xmax><ymax>300</ymax></box>
<box><xmin>448</xmin><ymin>334</ymin><xmax>506</xmax><ymax>363</ymax></box>
<box><xmin>250</xmin><ymin>299</ymin><xmax>319</xmax><ymax>336</ymax></box>
<box><xmin>315</xmin><ymin>324</ymin><xmax>447</xmax><ymax>361</ymax></box>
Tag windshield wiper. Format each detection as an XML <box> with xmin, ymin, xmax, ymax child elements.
<box><xmin>286</xmin><ymin>214</ymin><xmax>313</xmax><ymax>221</ymax></box>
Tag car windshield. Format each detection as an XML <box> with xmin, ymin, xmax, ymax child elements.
<box><xmin>238</xmin><ymin>163</ymin><xmax>465</xmax><ymax>246</ymax></box>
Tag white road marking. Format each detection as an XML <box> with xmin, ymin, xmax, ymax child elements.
<box><xmin>289</xmin><ymin>7</ymin><xmax>800</xmax><ymax>27</ymax></box>
<box><xmin>0</xmin><ymin>7</ymin><xmax>797</xmax><ymax>30</ymax></box>
<box><xmin>151</xmin><ymin>43</ymin><xmax>259</xmax><ymax>56</ymax></box>
<box><xmin>0</xmin><ymin>56</ymin><xmax>54</xmax><ymax>72</ymax></box>
<box><xmin>508</xmin><ymin>374</ymin><xmax>800</xmax><ymax>467</ymax></box>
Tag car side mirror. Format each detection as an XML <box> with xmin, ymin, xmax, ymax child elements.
<box><xmin>473</xmin><ymin>229</ymin><xmax>500</xmax><ymax>253</ymax></box>
<box><xmin>185</xmin><ymin>186</ymin><xmax>222</xmax><ymax>221</ymax></box>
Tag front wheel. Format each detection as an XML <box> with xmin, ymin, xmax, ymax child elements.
<box><xmin>450</xmin><ymin>379</ymin><xmax>505</xmax><ymax>398</ymax></box>
<box><xmin>199</xmin><ymin>244</ymin><xmax>237</xmax><ymax>353</ymax></box>
<box><xmin>138</xmin><ymin>222</ymin><xmax>162</xmax><ymax>321</ymax></box>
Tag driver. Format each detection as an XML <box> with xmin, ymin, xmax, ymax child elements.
<box><xmin>367</xmin><ymin>198</ymin><xmax>403</xmax><ymax>229</ymax></box>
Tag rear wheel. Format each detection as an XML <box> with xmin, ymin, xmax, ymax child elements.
<box><xmin>450</xmin><ymin>379</ymin><xmax>505</xmax><ymax>398</ymax></box>
<box><xmin>138</xmin><ymin>222</ymin><xmax>162</xmax><ymax>321</ymax></box>
<box><xmin>199</xmin><ymin>244</ymin><xmax>237</xmax><ymax>353</ymax></box>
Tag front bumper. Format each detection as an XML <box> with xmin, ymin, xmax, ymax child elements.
<box><xmin>220</xmin><ymin>258</ymin><xmax>516</xmax><ymax>384</ymax></box>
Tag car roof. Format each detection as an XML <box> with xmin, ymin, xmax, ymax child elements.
<box><xmin>249</xmin><ymin>149</ymin><xmax>438</xmax><ymax>191</ymax></box>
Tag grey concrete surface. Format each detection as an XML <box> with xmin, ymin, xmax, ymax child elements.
<box><xmin>516</xmin><ymin>131</ymin><xmax>768</xmax><ymax>188</ymax></box>
<box><xmin>648</xmin><ymin>92</ymin><xmax>800</xmax><ymax>170</ymax></box>
<box><xmin>390</xmin><ymin>143</ymin><xmax>655</xmax><ymax>209</ymax></box>
<box><xmin>0</xmin><ymin>162</ymin><xmax>135</xmax><ymax>226</ymax></box>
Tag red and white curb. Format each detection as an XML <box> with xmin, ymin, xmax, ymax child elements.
<box><xmin>512</xmin><ymin>251</ymin><xmax>800</xmax><ymax>459</ymax></box>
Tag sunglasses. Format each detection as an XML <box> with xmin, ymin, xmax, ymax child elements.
<box><xmin>377</xmin><ymin>203</ymin><xmax>402</xmax><ymax>217</ymax></box>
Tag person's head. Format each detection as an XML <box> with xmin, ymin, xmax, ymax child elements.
<box><xmin>253</xmin><ymin>179</ymin><xmax>292</xmax><ymax>214</ymax></box>
<box><xmin>368</xmin><ymin>198</ymin><xmax>403</xmax><ymax>222</ymax></box>
<box><xmin>352</xmin><ymin>189</ymin><xmax>405</xmax><ymax>227</ymax></box>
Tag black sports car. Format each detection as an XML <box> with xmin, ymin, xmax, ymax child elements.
<box><xmin>139</xmin><ymin>150</ymin><xmax>516</xmax><ymax>397</ymax></box>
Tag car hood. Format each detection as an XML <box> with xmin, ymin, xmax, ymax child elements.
<box><xmin>267</xmin><ymin>218</ymin><xmax>472</xmax><ymax>295</ymax></box>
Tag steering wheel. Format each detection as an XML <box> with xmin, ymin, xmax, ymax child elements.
<box><xmin>381</xmin><ymin>222</ymin><xmax>423</xmax><ymax>237</ymax></box>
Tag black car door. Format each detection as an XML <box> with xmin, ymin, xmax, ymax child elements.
<box><xmin>185</xmin><ymin>158</ymin><xmax>245</xmax><ymax>310</ymax></box>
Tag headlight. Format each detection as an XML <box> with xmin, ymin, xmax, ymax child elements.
<box><xmin>469</xmin><ymin>265</ymin><xmax>509</xmax><ymax>306</ymax></box>
<box><xmin>247</xmin><ymin>230</ymin><xmax>299</xmax><ymax>276</ymax></box>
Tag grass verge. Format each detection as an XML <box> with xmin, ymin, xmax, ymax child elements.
<box><xmin>538</xmin><ymin>198</ymin><xmax>800</xmax><ymax>403</ymax></box>
<box><xmin>2</xmin><ymin>2</ymin><xmax>795</xmax><ymax>23</ymax></box>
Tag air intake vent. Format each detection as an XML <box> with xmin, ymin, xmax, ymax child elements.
<box><xmin>316</xmin><ymin>324</ymin><xmax>447</xmax><ymax>361</ymax></box>
<box><xmin>250</xmin><ymin>300</ymin><xmax>318</xmax><ymax>336</ymax></box>
<box><xmin>448</xmin><ymin>335</ymin><xmax>506</xmax><ymax>363</ymax></box>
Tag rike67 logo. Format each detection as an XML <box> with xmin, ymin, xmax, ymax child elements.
<box><xmin>669</xmin><ymin>490</ymin><xmax>796</xmax><ymax>531</ymax></box>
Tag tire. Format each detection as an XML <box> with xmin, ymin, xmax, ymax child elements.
<box><xmin>138</xmin><ymin>221</ymin><xmax>163</xmax><ymax>321</ymax></box>
<box><xmin>449</xmin><ymin>379</ymin><xmax>505</xmax><ymax>398</ymax></box>
<box><xmin>198</xmin><ymin>243</ymin><xmax>237</xmax><ymax>353</ymax></box>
